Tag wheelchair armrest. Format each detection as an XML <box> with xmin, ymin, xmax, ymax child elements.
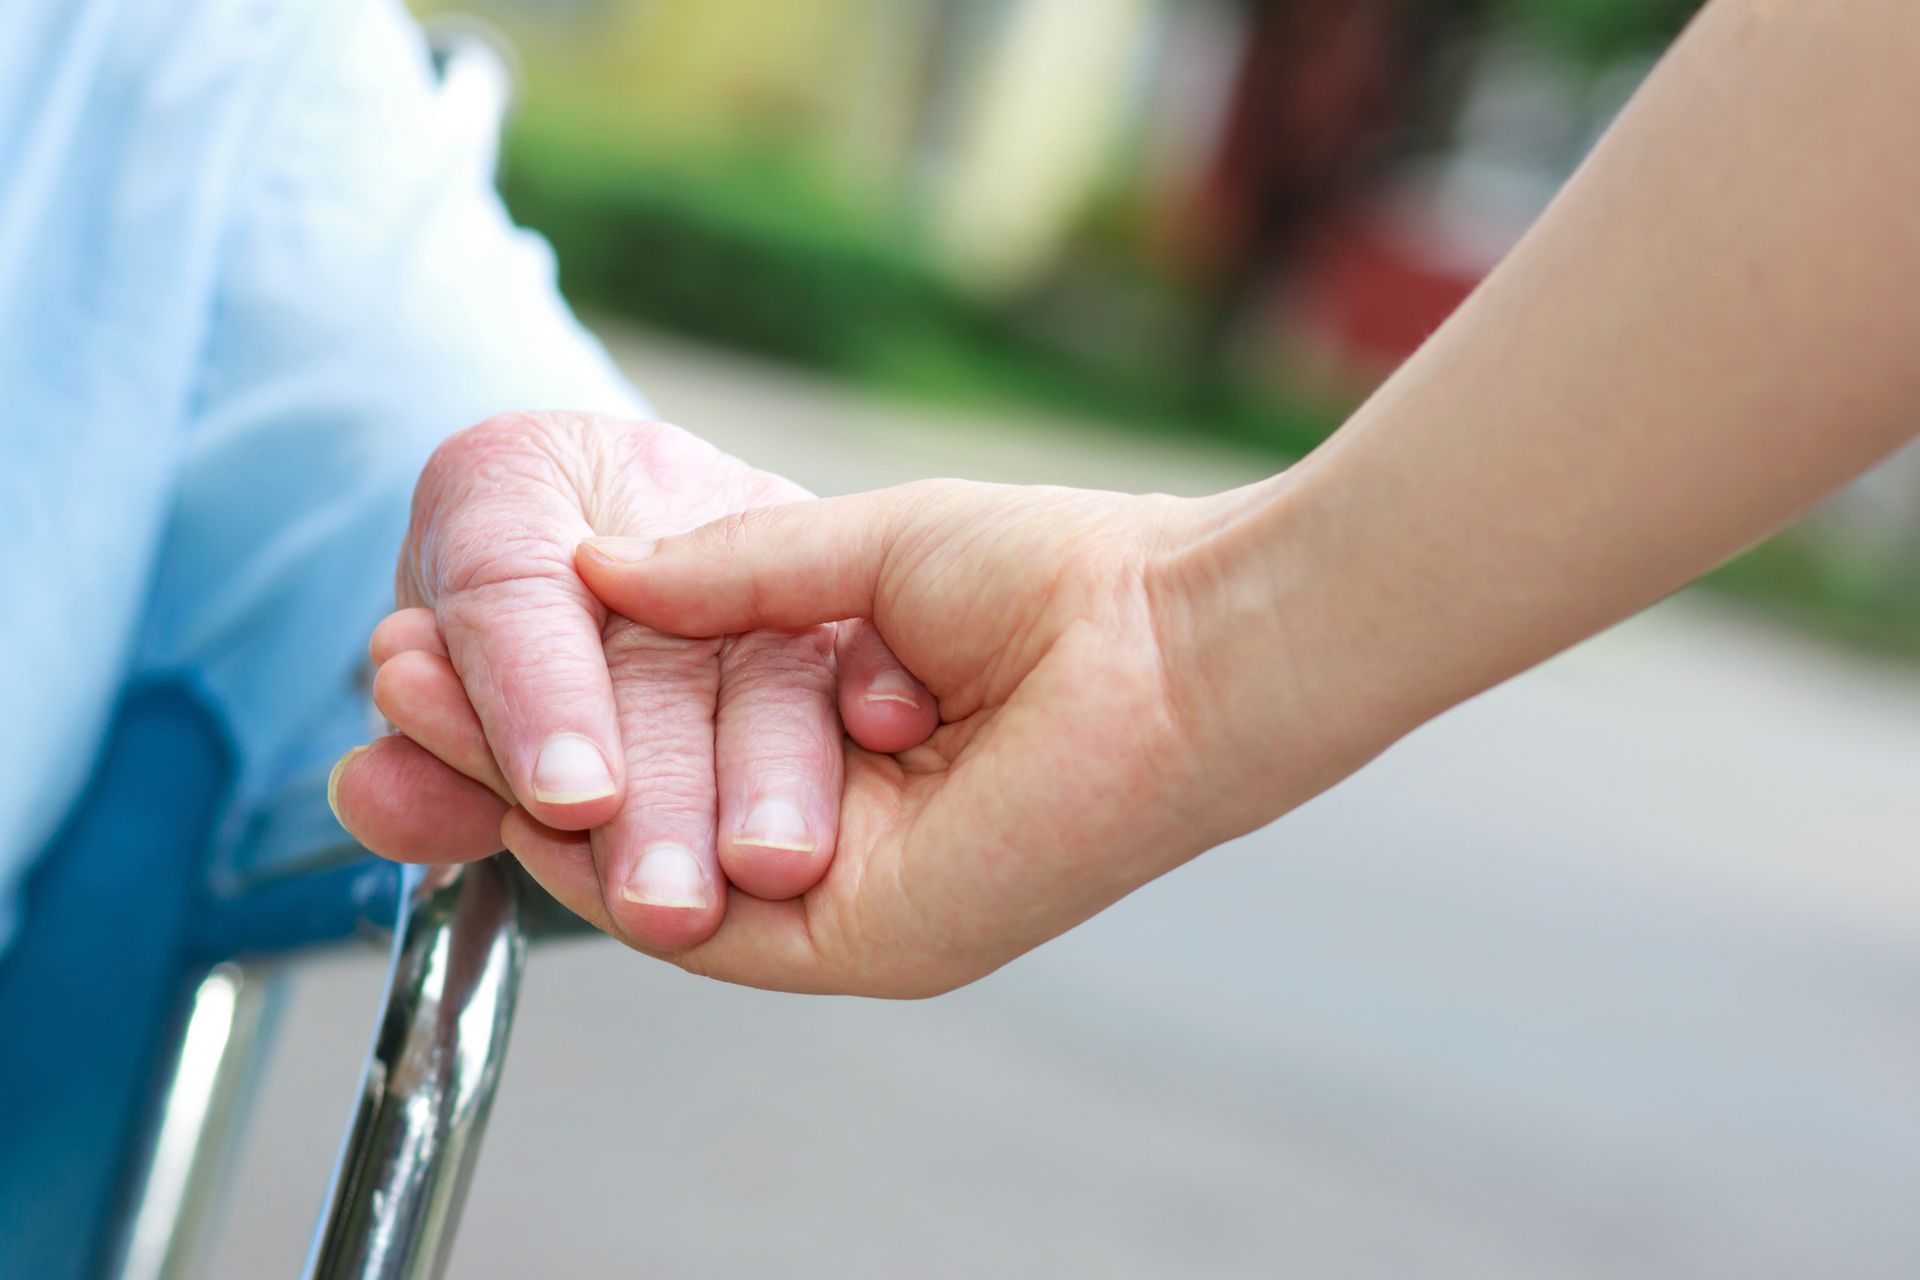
<box><xmin>306</xmin><ymin>856</ymin><xmax>526</xmax><ymax>1280</ymax></box>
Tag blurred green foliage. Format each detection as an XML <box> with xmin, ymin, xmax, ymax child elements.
<box><xmin>1498</xmin><ymin>0</ymin><xmax>1698</xmax><ymax>63</ymax></box>
<box><xmin>1709</xmin><ymin>531</ymin><xmax>1920</xmax><ymax>659</ymax></box>
<box><xmin>501</xmin><ymin>107</ymin><xmax>1341</xmax><ymax>460</ymax></box>
<box><xmin>503</xmin><ymin>116</ymin><xmax>931</xmax><ymax>368</ymax></box>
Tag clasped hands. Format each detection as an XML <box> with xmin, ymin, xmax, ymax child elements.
<box><xmin>330</xmin><ymin>410</ymin><xmax>1350</xmax><ymax>996</ymax></box>
<box><xmin>330</xmin><ymin>6</ymin><xmax>1920</xmax><ymax>996</ymax></box>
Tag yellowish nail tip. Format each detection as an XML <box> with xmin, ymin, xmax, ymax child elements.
<box><xmin>619</xmin><ymin>886</ymin><xmax>707</xmax><ymax>910</ymax></box>
<box><xmin>326</xmin><ymin>745</ymin><xmax>371</xmax><ymax>824</ymax></box>
<box><xmin>863</xmin><ymin>670</ymin><xmax>921</xmax><ymax>709</ymax></box>
<box><xmin>734</xmin><ymin>798</ymin><xmax>814</xmax><ymax>852</ymax></box>
<box><xmin>731</xmin><ymin>835</ymin><xmax>817</xmax><ymax>854</ymax></box>
<box><xmin>530</xmin><ymin>784</ymin><xmax>617</xmax><ymax>805</ymax></box>
<box><xmin>531</xmin><ymin>733</ymin><xmax>616</xmax><ymax>805</ymax></box>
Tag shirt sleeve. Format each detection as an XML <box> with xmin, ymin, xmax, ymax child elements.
<box><xmin>132</xmin><ymin>0</ymin><xmax>648</xmax><ymax>820</ymax></box>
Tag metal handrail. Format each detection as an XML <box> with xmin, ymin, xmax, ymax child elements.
<box><xmin>304</xmin><ymin>856</ymin><xmax>526</xmax><ymax>1280</ymax></box>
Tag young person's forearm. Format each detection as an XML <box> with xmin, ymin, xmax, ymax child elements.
<box><xmin>1189</xmin><ymin>0</ymin><xmax>1920</xmax><ymax>793</ymax></box>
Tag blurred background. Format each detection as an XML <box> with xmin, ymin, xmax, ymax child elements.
<box><xmin>206</xmin><ymin>1</ymin><xmax>1920</xmax><ymax>1275</ymax></box>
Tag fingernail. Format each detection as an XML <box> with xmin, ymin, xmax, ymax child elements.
<box><xmin>621</xmin><ymin>843</ymin><xmax>708</xmax><ymax>910</ymax></box>
<box><xmin>581</xmin><ymin>536</ymin><xmax>656</xmax><ymax>564</ymax></box>
<box><xmin>734</xmin><ymin>797</ymin><xmax>815</xmax><ymax>853</ymax></box>
<box><xmin>532</xmin><ymin>733</ymin><xmax>616</xmax><ymax>805</ymax></box>
<box><xmin>863</xmin><ymin>669</ymin><xmax>921</xmax><ymax>709</ymax></box>
<box><xmin>327</xmin><ymin>745</ymin><xmax>371</xmax><ymax>827</ymax></box>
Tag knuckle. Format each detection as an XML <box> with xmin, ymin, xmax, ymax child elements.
<box><xmin>410</xmin><ymin>412</ymin><xmax>601</xmax><ymax>600</ymax></box>
<box><xmin>436</xmin><ymin>596</ymin><xmax>609</xmax><ymax>716</ymax></box>
<box><xmin>890</xmin><ymin>478</ymin><xmax>974</xmax><ymax>525</ymax></box>
<box><xmin>603</xmin><ymin>618</ymin><xmax>722</xmax><ymax>669</ymax></box>
<box><xmin>722</xmin><ymin>731</ymin><xmax>834</xmax><ymax>783</ymax></box>
<box><xmin>722</xmin><ymin>626</ymin><xmax>836</xmax><ymax>679</ymax></box>
<box><xmin>625</xmin><ymin>417</ymin><xmax>699</xmax><ymax>464</ymax></box>
<box><xmin>625</xmin><ymin>769</ymin><xmax>715</xmax><ymax>819</ymax></box>
<box><xmin>718</xmin><ymin>688</ymin><xmax>835</xmax><ymax>744</ymax></box>
<box><xmin>419</xmin><ymin>412</ymin><xmax>564</xmax><ymax>496</ymax></box>
<box><xmin>708</xmin><ymin>510</ymin><xmax>756</xmax><ymax>560</ymax></box>
<box><xmin>435</xmin><ymin>528</ymin><xmax>580</xmax><ymax>598</ymax></box>
<box><xmin>438</xmin><ymin>579</ymin><xmax>590</xmax><ymax>643</ymax></box>
<box><xmin>616</xmin><ymin>723</ymin><xmax>713</xmax><ymax>793</ymax></box>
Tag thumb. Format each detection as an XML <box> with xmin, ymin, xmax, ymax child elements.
<box><xmin>576</xmin><ymin>484</ymin><xmax>936</xmax><ymax>636</ymax></box>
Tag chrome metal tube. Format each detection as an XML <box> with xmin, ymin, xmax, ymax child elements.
<box><xmin>112</xmin><ymin>964</ymin><xmax>274</xmax><ymax>1280</ymax></box>
<box><xmin>305</xmin><ymin>857</ymin><xmax>525</xmax><ymax>1280</ymax></box>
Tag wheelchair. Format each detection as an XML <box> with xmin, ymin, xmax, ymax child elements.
<box><xmin>0</xmin><ymin>25</ymin><xmax>574</xmax><ymax>1279</ymax></box>
<box><xmin>0</xmin><ymin>679</ymin><xmax>573</xmax><ymax>1279</ymax></box>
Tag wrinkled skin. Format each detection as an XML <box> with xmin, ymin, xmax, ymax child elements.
<box><xmin>329</xmin><ymin>411</ymin><xmax>935</xmax><ymax>953</ymax></box>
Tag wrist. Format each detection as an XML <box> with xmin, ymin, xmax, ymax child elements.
<box><xmin>1146</xmin><ymin>469</ymin><xmax>1419</xmax><ymax>838</ymax></box>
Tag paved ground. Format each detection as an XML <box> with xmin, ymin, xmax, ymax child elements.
<box><xmin>206</xmin><ymin>328</ymin><xmax>1920</xmax><ymax>1278</ymax></box>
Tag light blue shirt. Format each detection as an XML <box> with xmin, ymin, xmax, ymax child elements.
<box><xmin>0</xmin><ymin>0</ymin><xmax>644</xmax><ymax>945</ymax></box>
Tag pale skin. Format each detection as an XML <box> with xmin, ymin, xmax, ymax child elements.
<box><xmin>332</xmin><ymin>0</ymin><xmax>1920</xmax><ymax>995</ymax></box>
<box><xmin>333</xmin><ymin>412</ymin><xmax>938</xmax><ymax>953</ymax></box>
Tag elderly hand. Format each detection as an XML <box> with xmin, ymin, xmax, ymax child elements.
<box><xmin>326</xmin><ymin>412</ymin><xmax>936</xmax><ymax>952</ymax></box>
